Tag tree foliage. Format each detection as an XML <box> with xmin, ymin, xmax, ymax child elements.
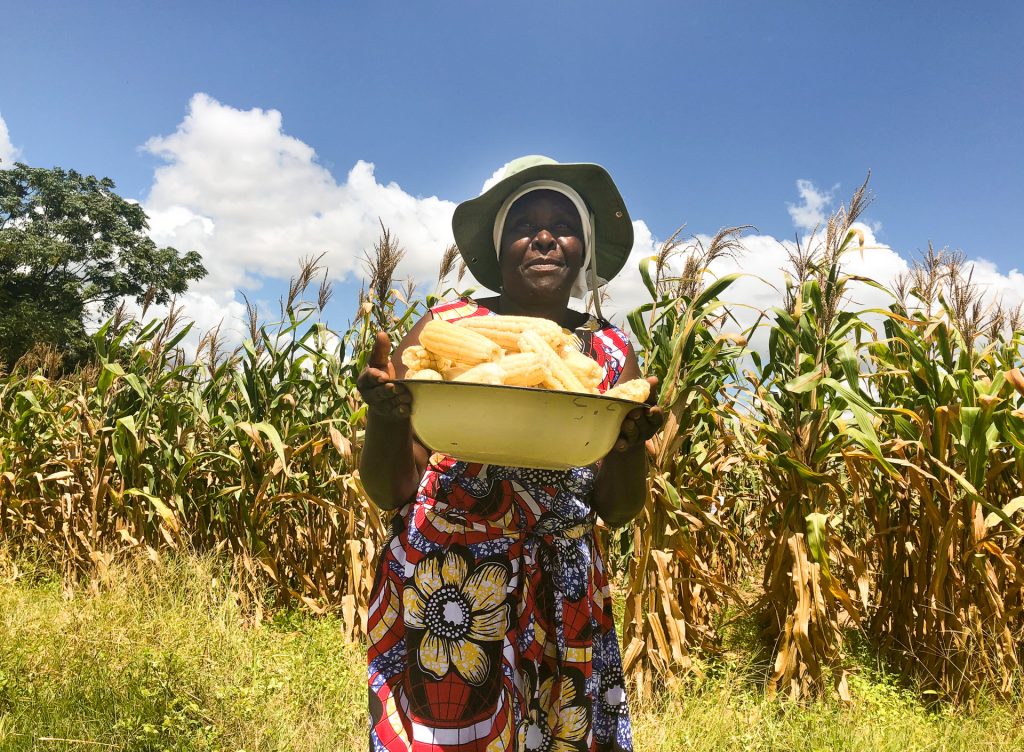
<box><xmin>0</xmin><ymin>163</ymin><xmax>206</xmax><ymax>368</ymax></box>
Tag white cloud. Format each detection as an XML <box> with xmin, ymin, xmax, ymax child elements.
<box><xmin>128</xmin><ymin>95</ymin><xmax>1023</xmax><ymax>358</ymax></box>
<box><xmin>480</xmin><ymin>161</ymin><xmax>512</xmax><ymax>193</ymax></box>
<box><xmin>0</xmin><ymin>112</ymin><xmax>21</xmax><ymax>167</ymax></box>
<box><xmin>600</xmin><ymin>222</ymin><xmax>1023</xmax><ymax>356</ymax></box>
<box><xmin>787</xmin><ymin>179</ymin><xmax>836</xmax><ymax>232</ymax></box>
<box><xmin>139</xmin><ymin>93</ymin><xmax>461</xmax><ymax>347</ymax></box>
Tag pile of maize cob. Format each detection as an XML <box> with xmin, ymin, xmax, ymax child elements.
<box><xmin>402</xmin><ymin>316</ymin><xmax>651</xmax><ymax>402</ymax></box>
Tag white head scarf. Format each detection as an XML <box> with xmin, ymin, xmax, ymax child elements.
<box><xmin>491</xmin><ymin>180</ymin><xmax>603</xmax><ymax>316</ymax></box>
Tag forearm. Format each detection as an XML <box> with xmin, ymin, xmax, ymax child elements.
<box><xmin>359</xmin><ymin>413</ymin><xmax>422</xmax><ymax>511</ymax></box>
<box><xmin>591</xmin><ymin>444</ymin><xmax>649</xmax><ymax>527</ymax></box>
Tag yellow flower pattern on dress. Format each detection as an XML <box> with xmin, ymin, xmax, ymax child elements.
<box><xmin>368</xmin><ymin>298</ymin><xmax>634</xmax><ymax>750</ymax></box>
<box><xmin>519</xmin><ymin>670</ymin><xmax>590</xmax><ymax>752</ymax></box>
<box><xmin>403</xmin><ymin>547</ymin><xmax>511</xmax><ymax>685</ymax></box>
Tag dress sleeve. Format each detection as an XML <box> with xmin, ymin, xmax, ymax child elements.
<box><xmin>582</xmin><ymin>321</ymin><xmax>630</xmax><ymax>392</ymax></box>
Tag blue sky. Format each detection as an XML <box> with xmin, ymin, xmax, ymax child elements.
<box><xmin>2</xmin><ymin>1</ymin><xmax>1022</xmax><ymax>338</ymax></box>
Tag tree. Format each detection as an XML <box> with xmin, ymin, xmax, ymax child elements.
<box><xmin>0</xmin><ymin>163</ymin><xmax>206</xmax><ymax>369</ymax></box>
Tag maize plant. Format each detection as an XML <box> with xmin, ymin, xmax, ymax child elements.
<box><xmin>619</xmin><ymin>227</ymin><xmax>750</xmax><ymax>696</ymax></box>
<box><xmin>864</xmin><ymin>250</ymin><xmax>1024</xmax><ymax>702</ymax></box>
<box><xmin>0</xmin><ymin>246</ymin><xmax>420</xmax><ymax>637</ymax></box>
<box><xmin>746</xmin><ymin>177</ymin><xmax>895</xmax><ymax>700</ymax></box>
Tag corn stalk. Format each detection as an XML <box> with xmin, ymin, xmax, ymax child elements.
<box><xmin>865</xmin><ymin>252</ymin><xmax>1024</xmax><ymax>702</ymax></box>
<box><xmin>747</xmin><ymin>177</ymin><xmax>893</xmax><ymax>700</ymax></box>
<box><xmin>620</xmin><ymin>228</ymin><xmax>749</xmax><ymax>696</ymax></box>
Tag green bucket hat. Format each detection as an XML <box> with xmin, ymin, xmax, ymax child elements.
<box><xmin>451</xmin><ymin>155</ymin><xmax>634</xmax><ymax>293</ymax></box>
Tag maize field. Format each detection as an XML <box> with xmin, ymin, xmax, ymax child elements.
<box><xmin>2</xmin><ymin>188</ymin><xmax>1023</xmax><ymax>705</ymax></box>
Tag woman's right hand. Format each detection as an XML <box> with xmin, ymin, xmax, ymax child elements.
<box><xmin>356</xmin><ymin>332</ymin><xmax>412</xmax><ymax>419</ymax></box>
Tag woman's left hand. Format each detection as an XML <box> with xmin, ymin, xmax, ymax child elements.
<box><xmin>613</xmin><ymin>376</ymin><xmax>664</xmax><ymax>452</ymax></box>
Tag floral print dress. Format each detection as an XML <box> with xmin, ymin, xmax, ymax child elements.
<box><xmin>368</xmin><ymin>298</ymin><xmax>634</xmax><ymax>752</ymax></box>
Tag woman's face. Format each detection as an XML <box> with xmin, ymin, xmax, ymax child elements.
<box><xmin>498</xmin><ymin>190</ymin><xmax>585</xmax><ymax>301</ymax></box>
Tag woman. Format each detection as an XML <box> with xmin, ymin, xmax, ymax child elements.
<box><xmin>358</xmin><ymin>156</ymin><xmax>663</xmax><ymax>751</ymax></box>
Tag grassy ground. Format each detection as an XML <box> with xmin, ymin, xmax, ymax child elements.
<box><xmin>1</xmin><ymin>551</ymin><xmax>1023</xmax><ymax>751</ymax></box>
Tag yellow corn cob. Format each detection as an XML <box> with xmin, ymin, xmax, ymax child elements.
<box><xmin>442</xmin><ymin>364</ymin><xmax>472</xmax><ymax>380</ymax></box>
<box><xmin>518</xmin><ymin>330</ymin><xmax>587</xmax><ymax>393</ymax></box>
<box><xmin>605</xmin><ymin>378</ymin><xmax>651</xmax><ymax>403</ymax></box>
<box><xmin>401</xmin><ymin>345</ymin><xmax>429</xmax><ymax>370</ymax></box>
<box><xmin>408</xmin><ymin>368</ymin><xmax>443</xmax><ymax>381</ymax></box>
<box><xmin>497</xmin><ymin>352</ymin><xmax>547</xmax><ymax>387</ymax></box>
<box><xmin>452</xmin><ymin>362</ymin><xmax>505</xmax><ymax>385</ymax></box>
<box><xmin>562</xmin><ymin>331</ymin><xmax>584</xmax><ymax>352</ymax></box>
<box><xmin>401</xmin><ymin>345</ymin><xmax>452</xmax><ymax>373</ymax></box>
<box><xmin>420</xmin><ymin>319</ymin><xmax>502</xmax><ymax>366</ymax></box>
<box><xmin>561</xmin><ymin>349</ymin><xmax>604</xmax><ymax>390</ymax></box>
<box><xmin>457</xmin><ymin>315</ymin><xmax>567</xmax><ymax>352</ymax></box>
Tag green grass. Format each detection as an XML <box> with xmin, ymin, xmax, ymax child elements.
<box><xmin>1</xmin><ymin>551</ymin><xmax>1022</xmax><ymax>751</ymax></box>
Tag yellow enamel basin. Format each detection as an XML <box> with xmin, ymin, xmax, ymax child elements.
<box><xmin>397</xmin><ymin>380</ymin><xmax>638</xmax><ymax>470</ymax></box>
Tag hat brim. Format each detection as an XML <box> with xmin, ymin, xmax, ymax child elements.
<box><xmin>452</xmin><ymin>162</ymin><xmax>634</xmax><ymax>293</ymax></box>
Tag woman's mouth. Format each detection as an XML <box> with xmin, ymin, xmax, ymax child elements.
<box><xmin>525</xmin><ymin>258</ymin><xmax>565</xmax><ymax>273</ymax></box>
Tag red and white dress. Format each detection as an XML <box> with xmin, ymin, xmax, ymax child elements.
<box><xmin>368</xmin><ymin>298</ymin><xmax>634</xmax><ymax>751</ymax></box>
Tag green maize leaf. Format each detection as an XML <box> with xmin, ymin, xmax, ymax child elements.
<box><xmin>15</xmin><ymin>390</ymin><xmax>40</xmax><ymax>410</ymax></box>
<box><xmin>984</xmin><ymin>497</ymin><xmax>1024</xmax><ymax>529</ymax></box>
<box><xmin>97</xmin><ymin>361</ymin><xmax>125</xmax><ymax>396</ymax></box>
<box><xmin>122</xmin><ymin>488</ymin><xmax>177</xmax><ymax>525</ymax></box>
<box><xmin>161</xmin><ymin>322</ymin><xmax>195</xmax><ymax>354</ymax></box>
<box><xmin>778</xmin><ymin>456</ymin><xmax>832</xmax><ymax>485</ymax></box>
<box><xmin>841</xmin><ymin>275</ymin><xmax>894</xmax><ymax>296</ymax></box>
<box><xmin>844</xmin><ymin>426</ymin><xmax>899</xmax><ymax>478</ymax></box>
<box><xmin>805</xmin><ymin>511</ymin><xmax>831</xmax><ymax>576</ymax></box>
<box><xmin>996</xmin><ymin>412</ymin><xmax>1024</xmax><ymax>451</ymax></box>
<box><xmin>638</xmin><ymin>255</ymin><xmax>659</xmax><ymax>301</ymax></box>
<box><xmin>626</xmin><ymin>307</ymin><xmax>653</xmax><ymax>352</ymax></box>
<box><xmin>829</xmin><ymin>311</ymin><xmax>863</xmax><ymax>343</ymax></box>
<box><xmin>960</xmin><ymin>406</ymin><xmax>983</xmax><ymax>450</ymax></box>
<box><xmin>131</xmin><ymin>319</ymin><xmax>164</xmax><ymax>349</ymax></box>
<box><xmin>251</xmin><ymin>421</ymin><xmax>288</xmax><ymax>474</ymax></box>
<box><xmin>807</xmin><ymin>279</ymin><xmax>824</xmax><ymax>316</ymax></box>
<box><xmin>931</xmin><ymin>458</ymin><xmax>1024</xmax><ymax>535</ymax></box>
<box><xmin>123</xmin><ymin>373</ymin><xmax>146</xmax><ymax>399</ymax></box>
<box><xmin>784</xmin><ymin>368</ymin><xmax>824</xmax><ymax>394</ymax></box>
<box><xmin>172</xmin><ymin>450</ymin><xmax>242</xmax><ymax>494</ymax></box>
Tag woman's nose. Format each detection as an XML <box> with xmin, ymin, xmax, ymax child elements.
<box><xmin>531</xmin><ymin>229</ymin><xmax>558</xmax><ymax>252</ymax></box>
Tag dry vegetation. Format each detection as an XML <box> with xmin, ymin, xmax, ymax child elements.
<box><xmin>2</xmin><ymin>182</ymin><xmax>1024</xmax><ymax>723</ymax></box>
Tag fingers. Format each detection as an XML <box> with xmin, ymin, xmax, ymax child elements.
<box><xmin>361</xmin><ymin>378</ymin><xmax>412</xmax><ymax>418</ymax></box>
<box><xmin>645</xmin><ymin>375</ymin><xmax>660</xmax><ymax>406</ymax></box>
<box><xmin>615</xmin><ymin>415</ymin><xmax>640</xmax><ymax>452</ymax></box>
<box><xmin>357</xmin><ymin>338</ymin><xmax>412</xmax><ymax>418</ymax></box>
<box><xmin>369</xmin><ymin>331</ymin><xmax>392</xmax><ymax>371</ymax></box>
<box><xmin>614</xmin><ymin>404</ymin><xmax>665</xmax><ymax>452</ymax></box>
